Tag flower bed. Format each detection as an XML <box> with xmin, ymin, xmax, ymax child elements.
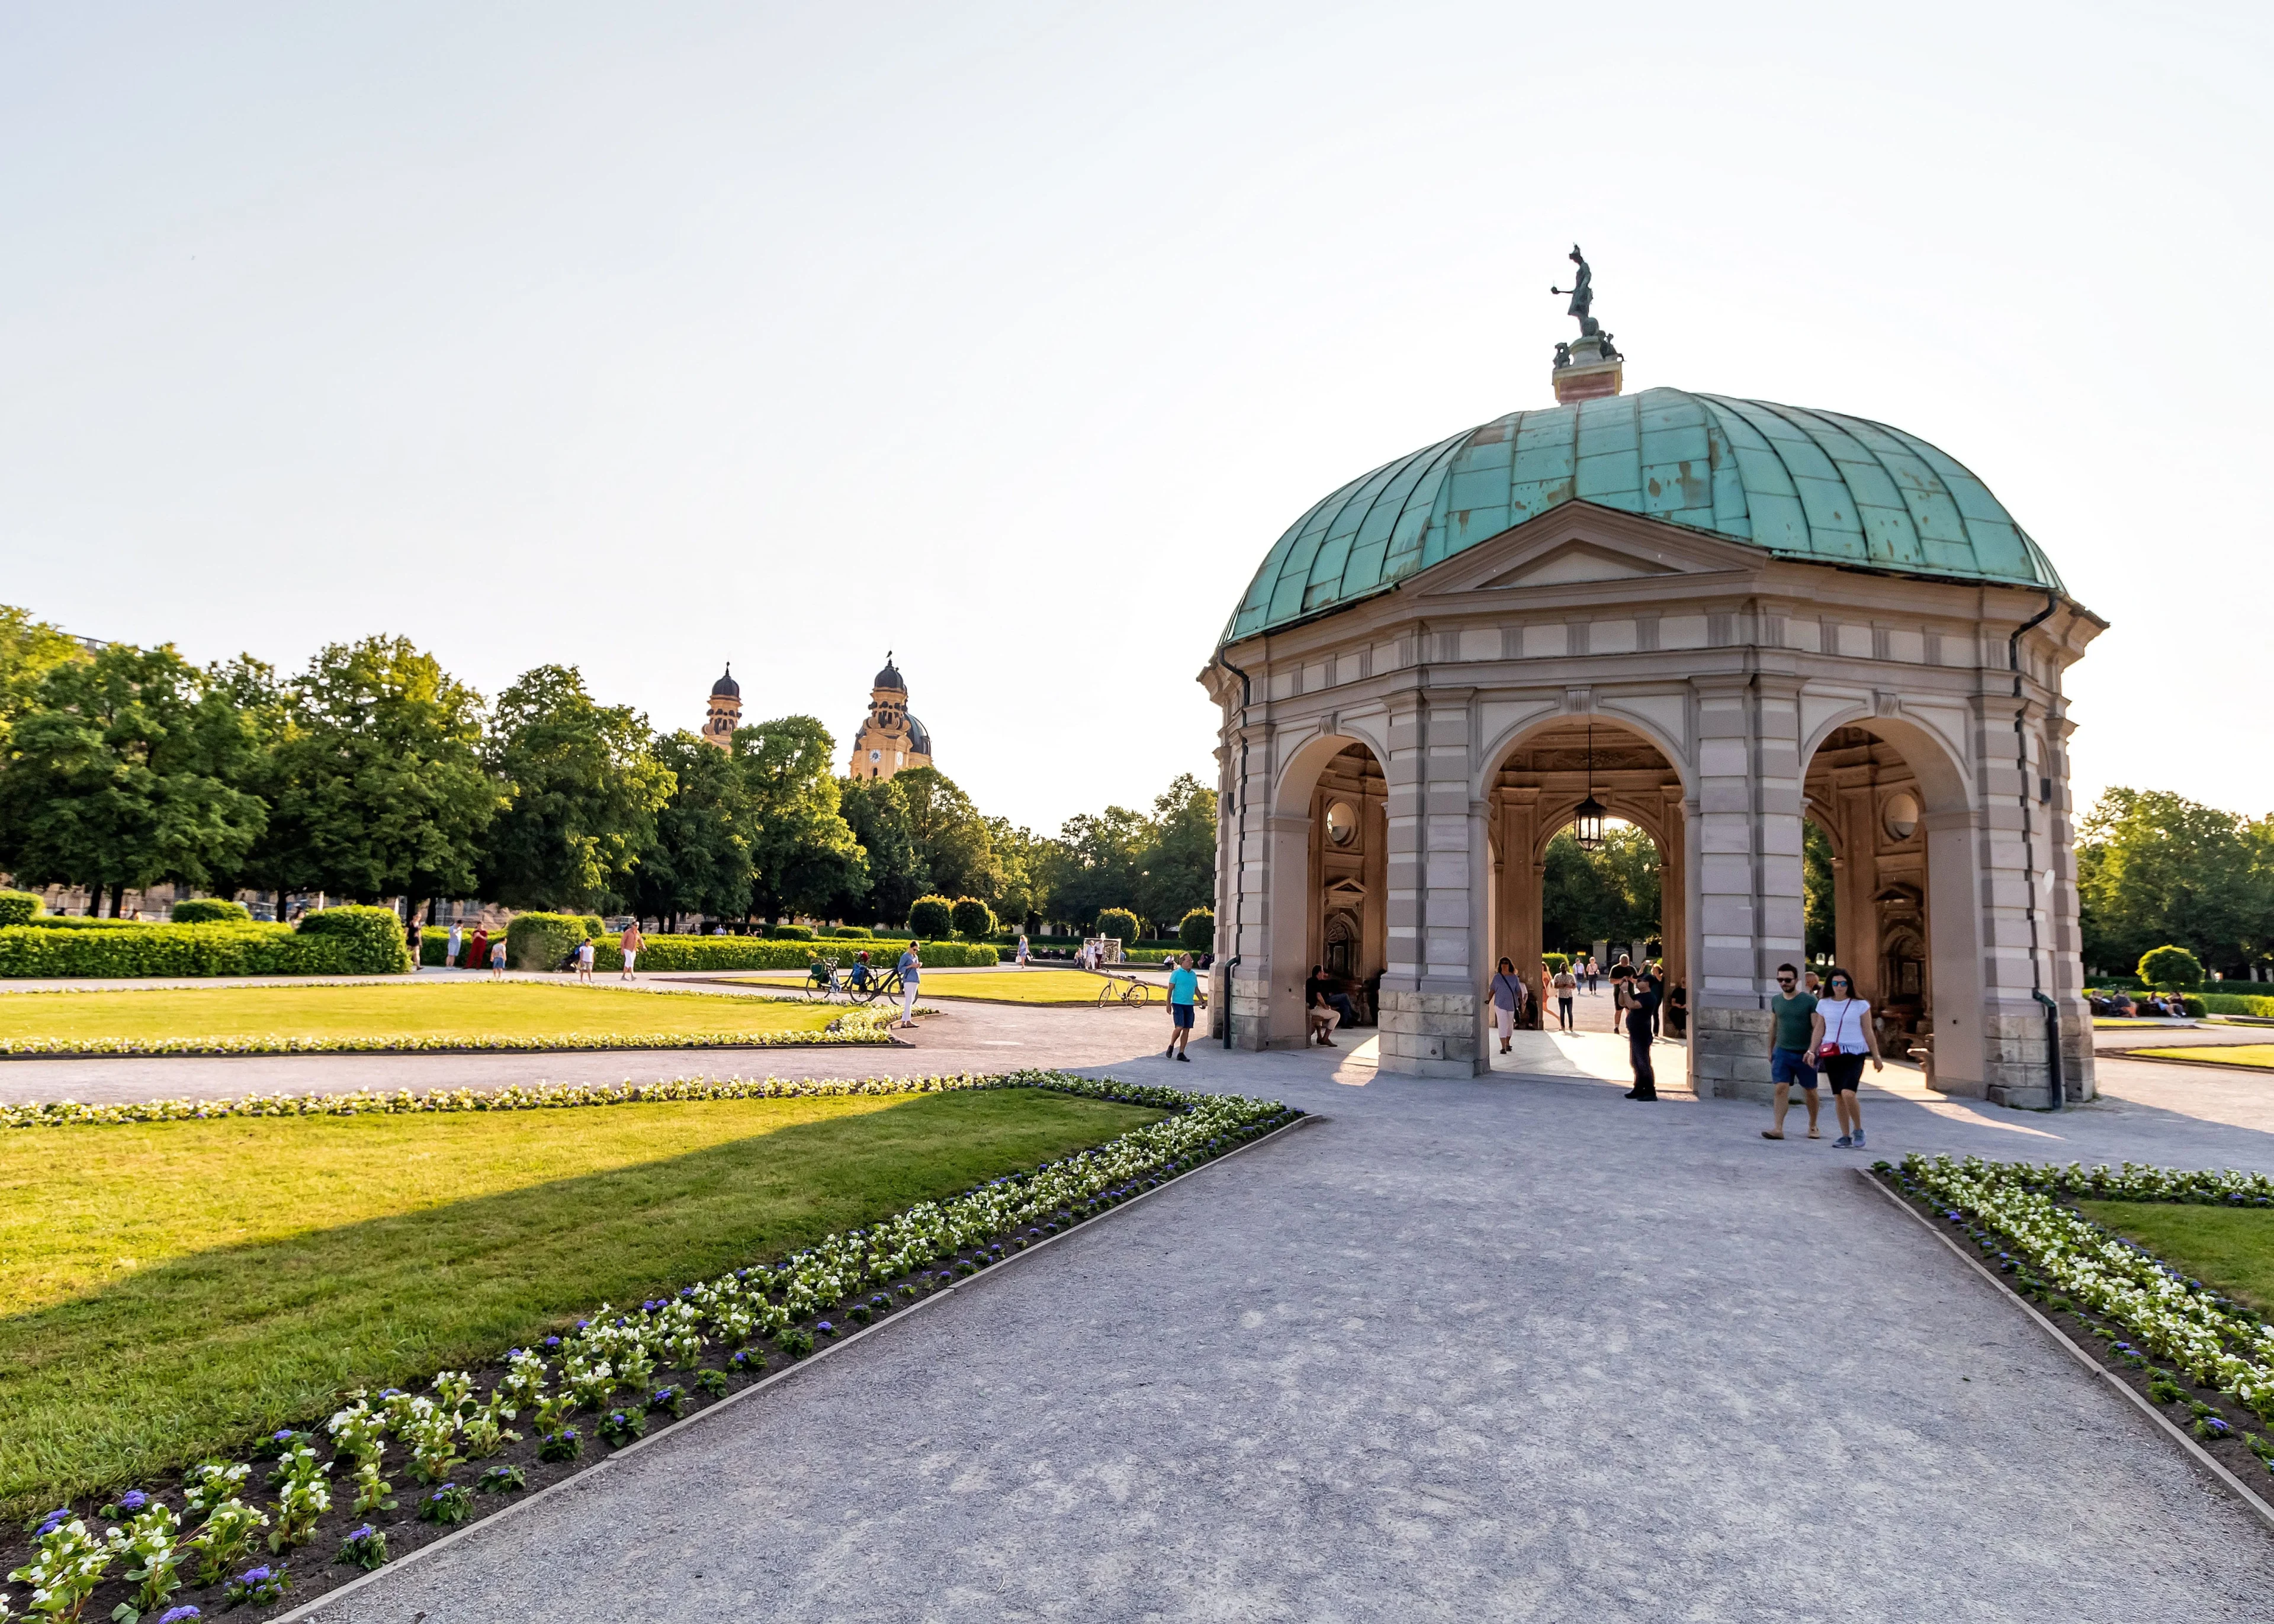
<box><xmin>1884</xmin><ymin>1153</ymin><xmax>2274</xmax><ymax>1493</ymax></box>
<box><xmin>0</xmin><ymin>1003</ymin><xmax>898</xmax><ymax>1060</ymax></box>
<box><xmin>0</xmin><ymin>1071</ymin><xmax>1297</xmax><ymax>1622</ymax></box>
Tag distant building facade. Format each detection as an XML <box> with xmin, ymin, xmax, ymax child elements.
<box><xmin>701</xmin><ymin>665</ymin><xmax>741</xmax><ymax>750</ymax></box>
<box><xmin>847</xmin><ymin>653</ymin><xmax>933</xmax><ymax>780</ymax></box>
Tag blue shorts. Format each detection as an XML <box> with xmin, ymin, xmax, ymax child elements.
<box><xmin>1771</xmin><ymin>1047</ymin><xmax>1818</xmax><ymax>1088</ymax></box>
<box><xmin>1171</xmin><ymin>1003</ymin><xmax>1194</xmax><ymax>1029</ymax></box>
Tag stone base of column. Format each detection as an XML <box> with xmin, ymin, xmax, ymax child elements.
<box><xmin>1223</xmin><ymin>973</ymin><xmax>1271</xmax><ymax>1051</ymax></box>
<box><xmin>1983</xmin><ymin>1006</ymin><xmax>2095</xmax><ymax>1108</ymax></box>
<box><xmin>1379</xmin><ymin>989</ymin><xmax>1483</xmax><ymax>1076</ymax></box>
<box><xmin>1691</xmin><ymin>1005</ymin><xmax>1775</xmax><ymax>1101</ymax></box>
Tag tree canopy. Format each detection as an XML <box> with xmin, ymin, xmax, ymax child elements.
<box><xmin>2079</xmin><ymin>787</ymin><xmax>2274</xmax><ymax>977</ymax></box>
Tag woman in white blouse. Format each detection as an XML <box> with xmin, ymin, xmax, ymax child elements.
<box><xmin>1810</xmin><ymin>966</ymin><xmax>1884</xmax><ymax>1150</ymax></box>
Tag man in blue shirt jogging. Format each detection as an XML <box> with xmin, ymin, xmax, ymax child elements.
<box><xmin>1165</xmin><ymin>952</ymin><xmax>1200</xmax><ymax>1062</ymax></box>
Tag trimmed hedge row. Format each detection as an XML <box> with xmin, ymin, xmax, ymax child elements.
<box><xmin>0</xmin><ymin>905</ymin><xmax>410</xmax><ymax>978</ymax></box>
<box><xmin>582</xmin><ymin>935</ymin><xmax>1001</xmax><ymax>973</ymax></box>
<box><xmin>2202</xmin><ymin>992</ymin><xmax>2274</xmax><ymax>1018</ymax></box>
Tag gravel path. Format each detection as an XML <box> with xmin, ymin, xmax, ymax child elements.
<box><xmin>288</xmin><ymin>1037</ymin><xmax>2274</xmax><ymax>1623</ymax></box>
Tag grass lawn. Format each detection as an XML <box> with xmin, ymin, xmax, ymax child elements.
<box><xmin>731</xmin><ymin>968</ymin><xmax>1161</xmax><ymax>1005</ymax></box>
<box><xmin>2075</xmin><ymin>1200</ymin><xmax>2274</xmax><ymax>1314</ymax></box>
<box><xmin>2127</xmin><ymin>1044</ymin><xmax>2274</xmax><ymax>1070</ymax></box>
<box><xmin>0</xmin><ymin>1087</ymin><xmax>1164</xmax><ymax>1512</ymax></box>
<box><xmin>0</xmin><ymin>981</ymin><xmax>839</xmax><ymax>1045</ymax></box>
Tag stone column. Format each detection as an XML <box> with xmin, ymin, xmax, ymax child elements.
<box><xmin>1222</xmin><ymin>719</ymin><xmax>1279</xmax><ymax>1050</ymax></box>
<box><xmin>1377</xmin><ymin>689</ymin><xmax>1484</xmax><ymax>1076</ymax></box>
<box><xmin>1657</xmin><ymin>782</ymin><xmax>1687</xmax><ymax>992</ymax></box>
<box><xmin>1689</xmin><ymin>674</ymin><xmax>1806</xmax><ymax>1100</ymax></box>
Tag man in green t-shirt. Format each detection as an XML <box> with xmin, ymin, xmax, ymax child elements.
<box><xmin>1763</xmin><ymin>963</ymin><xmax>1820</xmax><ymax>1140</ymax></box>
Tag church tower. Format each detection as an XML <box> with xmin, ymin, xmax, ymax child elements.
<box><xmin>847</xmin><ymin>652</ymin><xmax>933</xmax><ymax>780</ymax></box>
<box><xmin>702</xmin><ymin>665</ymin><xmax>741</xmax><ymax>750</ymax></box>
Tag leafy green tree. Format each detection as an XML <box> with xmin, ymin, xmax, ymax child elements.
<box><xmin>893</xmin><ymin>767</ymin><xmax>1001</xmax><ymax>902</ymax></box>
<box><xmin>1541</xmin><ymin>824</ymin><xmax>1660</xmax><ymax>954</ymax></box>
<box><xmin>1096</xmin><ymin>906</ymin><xmax>1140</xmax><ymax>947</ymax></box>
<box><xmin>1178</xmin><ymin>906</ymin><xmax>1215</xmax><ymax>952</ymax></box>
<box><xmin>908</xmin><ymin>895</ymin><xmax>952</xmax><ymax>938</ymax></box>
<box><xmin>1803</xmin><ymin>819</ymin><xmax>1837</xmax><ymax>962</ymax></box>
<box><xmin>0</xmin><ymin>604</ymin><xmax>86</xmax><ymax>750</ymax></box>
<box><xmin>0</xmin><ymin>642</ymin><xmax>266</xmax><ymax>915</ymax></box>
<box><xmin>739</xmin><ymin>716</ymin><xmax>865</xmax><ymax>922</ymax></box>
<box><xmin>2138</xmin><ymin>944</ymin><xmax>2204</xmax><ymax>990</ymax></box>
<box><xmin>1049</xmin><ymin>805</ymin><xmax>1150</xmax><ymax>929</ymax></box>
<box><xmin>2077</xmin><ymin>788</ymin><xmax>2267</xmax><ymax>976</ymax></box>
<box><xmin>833</xmin><ymin>774</ymin><xmax>926</xmax><ymax>926</ymax></box>
<box><xmin>259</xmin><ymin>636</ymin><xmax>501</xmax><ymax>916</ymax></box>
<box><xmin>983</xmin><ymin>816</ymin><xmax>1047</xmax><ymax>928</ymax></box>
<box><xmin>949</xmin><ymin>896</ymin><xmax>995</xmax><ymax>941</ymax></box>
<box><xmin>480</xmin><ymin>665</ymin><xmax>673</xmax><ymax>912</ymax></box>
<box><xmin>1136</xmin><ymin>773</ymin><xmax>1217</xmax><ymax>931</ymax></box>
<box><xmin>630</xmin><ymin>731</ymin><xmax>754</xmax><ymax>929</ymax></box>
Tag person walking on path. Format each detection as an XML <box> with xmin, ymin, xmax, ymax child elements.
<box><xmin>896</xmin><ymin>940</ymin><xmax>922</xmax><ymax>1028</ymax></box>
<box><xmin>1762</xmin><ymin>963</ymin><xmax>1820</xmax><ymax>1141</ymax></box>
<box><xmin>1489</xmin><ymin>957</ymin><xmax>1524</xmax><ymax>1054</ymax></box>
<box><xmin>1164</xmin><ymin>952</ymin><xmax>1200</xmax><ymax>1061</ymax></box>
<box><xmin>488</xmin><ymin>936</ymin><xmax>507</xmax><ymax>979</ymax></box>
<box><xmin>406</xmin><ymin>918</ymin><xmax>423</xmax><ymax>967</ymax></box>
<box><xmin>1016</xmin><ymin>931</ymin><xmax>1030</xmax><ymax>968</ymax></box>
<box><xmin>466</xmin><ymin>926</ymin><xmax>488</xmax><ymax>976</ymax></box>
<box><xmin>1584</xmin><ymin>956</ymin><xmax>1599</xmax><ymax>994</ymax></box>
<box><xmin>1811</xmin><ymin>967</ymin><xmax>1883</xmax><ymax>1149</ymax></box>
<box><xmin>446</xmin><ymin>922</ymin><xmax>462</xmax><ymax>969</ymax></box>
<box><xmin>574</xmin><ymin>936</ymin><xmax>595</xmax><ymax>984</ymax></box>
<box><xmin>1552</xmin><ymin>962</ymin><xmax>1576</xmax><ymax>1029</ymax></box>
<box><xmin>1623</xmin><ymin>970</ymin><xmax>1661</xmax><ymax>1099</ymax></box>
<box><xmin>618</xmin><ymin>920</ymin><xmax>644</xmax><ymax>981</ymax></box>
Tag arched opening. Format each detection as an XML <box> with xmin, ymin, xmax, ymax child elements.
<box><xmin>1485</xmin><ymin>717</ymin><xmax>1688</xmax><ymax>1033</ymax></box>
<box><xmin>1801</xmin><ymin>721</ymin><xmax>1975</xmax><ymax>1083</ymax></box>
<box><xmin>1308</xmin><ymin>742</ymin><xmax>1387</xmax><ymax>1026</ymax></box>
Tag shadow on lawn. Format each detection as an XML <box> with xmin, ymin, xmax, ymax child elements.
<box><xmin>0</xmin><ymin>1087</ymin><xmax>1160</xmax><ymax>1513</ymax></box>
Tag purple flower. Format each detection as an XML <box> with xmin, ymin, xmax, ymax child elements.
<box><xmin>37</xmin><ymin>1506</ymin><xmax>70</xmax><ymax>1535</ymax></box>
<box><xmin>543</xmin><ymin>1336</ymin><xmax>563</xmax><ymax>1350</ymax></box>
<box><xmin>119</xmin><ymin>1490</ymin><xmax>148</xmax><ymax>1513</ymax></box>
<box><xmin>239</xmin><ymin>1566</ymin><xmax>273</xmax><ymax>1584</ymax></box>
<box><xmin>271</xmin><ymin>1429</ymin><xmax>293</xmax><ymax>1443</ymax></box>
<box><xmin>159</xmin><ymin>1609</ymin><xmax>204</xmax><ymax>1623</ymax></box>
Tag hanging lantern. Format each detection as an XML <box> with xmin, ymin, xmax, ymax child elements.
<box><xmin>1574</xmin><ymin>723</ymin><xmax>1606</xmax><ymax>851</ymax></box>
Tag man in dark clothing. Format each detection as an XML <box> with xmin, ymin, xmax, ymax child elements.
<box><xmin>1624</xmin><ymin>972</ymin><xmax>1662</xmax><ymax>1099</ymax></box>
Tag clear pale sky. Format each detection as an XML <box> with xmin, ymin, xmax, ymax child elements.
<box><xmin>2</xmin><ymin>2</ymin><xmax>2267</xmax><ymax>834</ymax></box>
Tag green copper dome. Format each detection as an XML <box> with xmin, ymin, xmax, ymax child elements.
<box><xmin>1222</xmin><ymin>387</ymin><xmax>2062</xmax><ymax>645</ymax></box>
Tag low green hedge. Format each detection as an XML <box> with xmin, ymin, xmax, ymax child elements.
<box><xmin>169</xmin><ymin>898</ymin><xmax>252</xmax><ymax>925</ymax></box>
<box><xmin>294</xmin><ymin>905</ymin><xmax>414</xmax><ymax>973</ymax></box>
<box><xmin>2201</xmin><ymin>992</ymin><xmax>2274</xmax><ymax>1018</ymax></box>
<box><xmin>506</xmin><ymin>911</ymin><xmax>596</xmax><ymax>971</ymax></box>
<box><xmin>0</xmin><ymin>890</ymin><xmax>43</xmax><ymax>928</ymax></box>
<box><xmin>0</xmin><ymin>914</ymin><xmax>407</xmax><ymax>979</ymax></box>
<box><xmin>574</xmin><ymin>935</ymin><xmax>1001</xmax><ymax>973</ymax></box>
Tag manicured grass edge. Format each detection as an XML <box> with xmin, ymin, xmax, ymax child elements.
<box><xmin>0</xmin><ymin>1014</ymin><xmax>900</xmax><ymax>1060</ymax></box>
<box><xmin>1865</xmin><ymin>1159</ymin><xmax>2274</xmax><ymax>1533</ymax></box>
<box><xmin>3</xmin><ymin>1073</ymin><xmax>1304</xmax><ymax>1622</ymax></box>
<box><xmin>269</xmin><ymin>1109</ymin><xmax>1318</xmax><ymax>1624</ymax></box>
<box><xmin>2106</xmin><ymin>1048</ymin><xmax>2274</xmax><ymax>1075</ymax></box>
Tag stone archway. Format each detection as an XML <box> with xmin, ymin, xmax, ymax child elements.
<box><xmin>1801</xmin><ymin>718</ymin><xmax>1983</xmax><ymax>1090</ymax></box>
<box><xmin>1244</xmin><ymin>732</ymin><xmax>1390</xmax><ymax>1049</ymax></box>
<box><xmin>1486</xmin><ymin>716</ymin><xmax>1688</xmax><ymax>1028</ymax></box>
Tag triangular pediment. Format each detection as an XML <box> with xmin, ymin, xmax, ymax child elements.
<box><xmin>1411</xmin><ymin>501</ymin><xmax>1768</xmax><ymax>601</ymax></box>
<box><xmin>1476</xmin><ymin>540</ymin><xmax>1680</xmax><ymax>589</ymax></box>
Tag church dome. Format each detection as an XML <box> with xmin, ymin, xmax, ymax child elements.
<box><xmin>711</xmin><ymin>665</ymin><xmax>739</xmax><ymax>699</ymax></box>
<box><xmin>905</xmin><ymin>713</ymin><xmax>931</xmax><ymax>755</ymax></box>
<box><xmin>1222</xmin><ymin>387</ymin><xmax>2064</xmax><ymax>645</ymax></box>
<box><xmin>873</xmin><ymin>654</ymin><xmax>906</xmax><ymax>692</ymax></box>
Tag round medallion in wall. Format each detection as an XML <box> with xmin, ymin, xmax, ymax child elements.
<box><xmin>1326</xmin><ymin>800</ymin><xmax>1357</xmax><ymax>845</ymax></box>
<box><xmin>1883</xmin><ymin>792</ymin><xmax>1920</xmax><ymax>841</ymax></box>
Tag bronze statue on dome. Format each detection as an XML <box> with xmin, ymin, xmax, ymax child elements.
<box><xmin>1550</xmin><ymin>245</ymin><xmax>1602</xmax><ymax>338</ymax></box>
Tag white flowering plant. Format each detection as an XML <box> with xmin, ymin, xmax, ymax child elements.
<box><xmin>1889</xmin><ymin>1153</ymin><xmax>2274</xmax><ymax>1461</ymax></box>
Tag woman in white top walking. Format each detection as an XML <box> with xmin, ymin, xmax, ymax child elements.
<box><xmin>1809</xmin><ymin>966</ymin><xmax>1884</xmax><ymax>1150</ymax></box>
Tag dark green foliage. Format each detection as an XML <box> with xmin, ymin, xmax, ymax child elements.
<box><xmin>908</xmin><ymin>895</ymin><xmax>953</xmax><ymax>939</ymax></box>
<box><xmin>740</xmin><ymin>718</ymin><xmax>866</xmax><ymax>924</ymax></box>
<box><xmin>253</xmin><ymin>636</ymin><xmax>499</xmax><ymax>913</ymax></box>
<box><xmin>1178</xmin><ymin>906</ymin><xmax>1215</xmax><ymax>952</ymax></box>
<box><xmin>824</xmin><ymin>924</ymin><xmax>873</xmax><ymax>938</ymax></box>
<box><xmin>0</xmin><ymin>890</ymin><xmax>41</xmax><ymax>927</ymax></box>
<box><xmin>0</xmin><ymin>642</ymin><xmax>268</xmax><ymax>909</ymax></box>
<box><xmin>1096</xmin><ymin>907</ymin><xmax>1139</xmax><ymax>946</ymax></box>
<box><xmin>0</xmin><ymin>921</ymin><xmax>371</xmax><ymax>978</ymax></box>
<box><xmin>1803</xmin><ymin>818</ymin><xmax>1837</xmax><ymax>961</ymax></box>
<box><xmin>506</xmin><ymin>911</ymin><xmax>592</xmax><ymax>971</ymax></box>
<box><xmin>2138</xmin><ymin>944</ymin><xmax>2205</xmax><ymax>989</ymax></box>
<box><xmin>1135</xmin><ymin>774</ymin><xmax>1218</xmax><ymax>930</ymax></box>
<box><xmin>171</xmin><ymin>898</ymin><xmax>252</xmax><ymax>925</ymax></box>
<box><xmin>2079</xmin><ymin>787</ymin><xmax>2274</xmax><ymax>978</ymax></box>
<box><xmin>950</xmin><ymin>896</ymin><xmax>995</xmax><ymax>941</ymax></box>
<box><xmin>480</xmin><ymin>665</ymin><xmax>673</xmax><ymax>913</ymax></box>
<box><xmin>629</xmin><ymin>730</ymin><xmax>752</xmax><ymax>928</ymax></box>
<box><xmin>831</xmin><ymin>774</ymin><xmax>926</xmax><ymax>927</ymax></box>
<box><xmin>767</xmin><ymin>924</ymin><xmax>814</xmax><ymax>940</ymax></box>
<box><xmin>1542</xmin><ymin>825</ymin><xmax>1660</xmax><ymax>955</ymax></box>
<box><xmin>291</xmin><ymin>906</ymin><xmax>412</xmax><ymax>973</ymax></box>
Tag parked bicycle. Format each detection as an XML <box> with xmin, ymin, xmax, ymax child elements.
<box><xmin>1094</xmin><ymin>972</ymin><xmax>1155</xmax><ymax>1009</ymax></box>
<box><xmin>802</xmin><ymin>956</ymin><xmax>905</xmax><ymax>1005</ymax></box>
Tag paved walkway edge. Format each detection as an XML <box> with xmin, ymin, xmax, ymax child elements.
<box><xmin>272</xmin><ymin>1107</ymin><xmax>1324</xmax><ymax>1623</ymax></box>
<box><xmin>1858</xmin><ymin>1167</ymin><xmax>2274</xmax><ymax>1535</ymax></box>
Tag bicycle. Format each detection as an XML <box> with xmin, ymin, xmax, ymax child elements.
<box><xmin>1094</xmin><ymin>972</ymin><xmax>1155</xmax><ymax>1009</ymax></box>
